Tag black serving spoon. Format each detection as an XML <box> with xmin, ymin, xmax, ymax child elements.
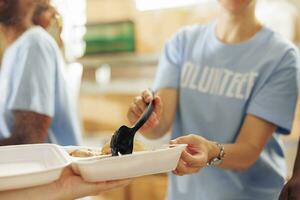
<box><xmin>110</xmin><ymin>92</ymin><xmax>155</xmax><ymax>156</ymax></box>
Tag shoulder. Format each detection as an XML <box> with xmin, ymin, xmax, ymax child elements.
<box><xmin>14</xmin><ymin>27</ymin><xmax>61</xmax><ymax>71</ymax></box>
<box><xmin>265</xmin><ymin>27</ymin><xmax>299</xmax><ymax>61</ymax></box>
<box><xmin>20</xmin><ymin>26</ymin><xmax>59</xmax><ymax>53</ymax></box>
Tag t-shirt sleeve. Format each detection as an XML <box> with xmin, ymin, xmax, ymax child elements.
<box><xmin>247</xmin><ymin>49</ymin><xmax>299</xmax><ymax>134</ymax></box>
<box><xmin>153</xmin><ymin>29</ymin><xmax>185</xmax><ymax>90</ymax></box>
<box><xmin>7</xmin><ymin>38</ymin><xmax>56</xmax><ymax>117</ymax></box>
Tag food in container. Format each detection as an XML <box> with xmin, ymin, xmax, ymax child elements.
<box><xmin>101</xmin><ymin>140</ymin><xmax>147</xmax><ymax>155</ymax></box>
<box><xmin>69</xmin><ymin>148</ymin><xmax>102</xmax><ymax>158</ymax></box>
<box><xmin>68</xmin><ymin>140</ymin><xmax>147</xmax><ymax>158</ymax></box>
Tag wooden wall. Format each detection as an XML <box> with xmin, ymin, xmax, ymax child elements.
<box><xmin>86</xmin><ymin>0</ymin><xmax>216</xmax><ymax>53</ymax></box>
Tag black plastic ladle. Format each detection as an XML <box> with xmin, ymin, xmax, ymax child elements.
<box><xmin>110</xmin><ymin>92</ymin><xmax>155</xmax><ymax>156</ymax></box>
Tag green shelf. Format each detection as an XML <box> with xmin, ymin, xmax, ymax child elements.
<box><xmin>84</xmin><ymin>21</ymin><xmax>135</xmax><ymax>55</ymax></box>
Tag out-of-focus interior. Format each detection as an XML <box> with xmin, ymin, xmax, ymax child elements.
<box><xmin>1</xmin><ymin>0</ymin><xmax>300</xmax><ymax>199</ymax></box>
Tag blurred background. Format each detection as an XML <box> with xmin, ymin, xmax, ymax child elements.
<box><xmin>2</xmin><ymin>0</ymin><xmax>300</xmax><ymax>199</ymax></box>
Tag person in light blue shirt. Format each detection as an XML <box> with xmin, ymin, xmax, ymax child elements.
<box><xmin>127</xmin><ymin>0</ymin><xmax>299</xmax><ymax>200</ymax></box>
<box><xmin>0</xmin><ymin>0</ymin><xmax>80</xmax><ymax>146</ymax></box>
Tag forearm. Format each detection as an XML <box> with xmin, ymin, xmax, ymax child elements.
<box><xmin>173</xmin><ymin>116</ymin><xmax>276</xmax><ymax>176</ymax></box>
<box><xmin>0</xmin><ymin>133</ymin><xmax>46</xmax><ymax>146</ymax></box>
<box><xmin>212</xmin><ymin>115</ymin><xmax>274</xmax><ymax>171</ymax></box>
<box><xmin>0</xmin><ymin>110</ymin><xmax>51</xmax><ymax>146</ymax></box>
<box><xmin>0</xmin><ymin>135</ymin><xmax>27</xmax><ymax>146</ymax></box>
<box><xmin>0</xmin><ymin>182</ymin><xmax>61</xmax><ymax>200</ymax></box>
<box><xmin>208</xmin><ymin>141</ymin><xmax>262</xmax><ymax>171</ymax></box>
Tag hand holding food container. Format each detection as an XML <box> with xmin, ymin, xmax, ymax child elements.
<box><xmin>170</xmin><ymin>135</ymin><xmax>221</xmax><ymax>176</ymax></box>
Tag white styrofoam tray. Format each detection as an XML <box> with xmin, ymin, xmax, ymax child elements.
<box><xmin>0</xmin><ymin>144</ymin><xmax>71</xmax><ymax>191</ymax></box>
<box><xmin>0</xmin><ymin>143</ymin><xmax>186</xmax><ymax>191</ymax></box>
<box><xmin>67</xmin><ymin>144</ymin><xmax>186</xmax><ymax>182</ymax></box>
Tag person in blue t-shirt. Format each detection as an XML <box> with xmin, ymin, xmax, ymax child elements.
<box><xmin>0</xmin><ymin>0</ymin><xmax>80</xmax><ymax>146</ymax></box>
<box><xmin>127</xmin><ymin>1</ymin><xmax>299</xmax><ymax>200</ymax></box>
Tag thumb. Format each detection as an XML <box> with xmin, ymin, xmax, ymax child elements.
<box><xmin>142</xmin><ymin>89</ymin><xmax>154</xmax><ymax>103</ymax></box>
<box><xmin>171</xmin><ymin>135</ymin><xmax>200</xmax><ymax>146</ymax></box>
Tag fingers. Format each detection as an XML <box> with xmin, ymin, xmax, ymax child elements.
<box><xmin>128</xmin><ymin>103</ymin><xmax>142</xmax><ymax>126</ymax></box>
<box><xmin>172</xmin><ymin>146</ymin><xmax>208</xmax><ymax>176</ymax></box>
<box><xmin>142</xmin><ymin>89</ymin><xmax>154</xmax><ymax>103</ymax></box>
<box><xmin>173</xmin><ymin>159</ymin><xmax>201</xmax><ymax>176</ymax></box>
<box><xmin>127</xmin><ymin>89</ymin><xmax>161</xmax><ymax>131</ymax></box>
<box><xmin>134</xmin><ymin>96</ymin><xmax>147</xmax><ymax>113</ymax></box>
<box><xmin>59</xmin><ymin>166</ymin><xmax>75</xmax><ymax>179</ymax></box>
<box><xmin>180</xmin><ymin>150</ymin><xmax>203</xmax><ymax>168</ymax></box>
<box><xmin>171</xmin><ymin>134</ymin><xmax>203</xmax><ymax>146</ymax></box>
<box><xmin>141</xmin><ymin>91</ymin><xmax>163</xmax><ymax>117</ymax></box>
<box><xmin>147</xmin><ymin>112</ymin><xmax>159</xmax><ymax>126</ymax></box>
<box><xmin>128</xmin><ymin>94</ymin><xmax>150</xmax><ymax>122</ymax></box>
<box><xmin>183</xmin><ymin>150</ymin><xmax>207</xmax><ymax>167</ymax></box>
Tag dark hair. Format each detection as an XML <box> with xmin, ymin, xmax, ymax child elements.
<box><xmin>0</xmin><ymin>0</ymin><xmax>20</xmax><ymax>26</ymax></box>
<box><xmin>32</xmin><ymin>1</ymin><xmax>53</xmax><ymax>25</ymax></box>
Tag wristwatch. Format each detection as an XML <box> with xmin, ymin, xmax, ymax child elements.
<box><xmin>207</xmin><ymin>143</ymin><xmax>225</xmax><ymax>167</ymax></box>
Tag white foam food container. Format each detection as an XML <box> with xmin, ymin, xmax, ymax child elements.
<box><xmin>0</xmin><ymin>144</ymin><xmax>71</xmax><ymax>191</ymax></box>
<box><xmin>0</xmin><ymin>143</ymin><xmax>186</xmax><ymax>191</ymax></box>
<box><xmin>68</xmin><ymin>144</ymin><xmax>187</xmax><ymax>182</ymax></box>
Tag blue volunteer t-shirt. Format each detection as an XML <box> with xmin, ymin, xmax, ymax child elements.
<box><xmin>0</xmin><ymin>26</ymin><xmax>81</xmax><ymax>146</ymax></box>
<box><xmin>153</xmin><ymin>22</ymin><xmax>299</xmax><ymax>200</ymax></box>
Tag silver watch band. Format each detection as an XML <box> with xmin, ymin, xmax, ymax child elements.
<box><xmin>207</xmin><ymin>143</ymin><xmax>225</xmax><ymax>167</ymax></box>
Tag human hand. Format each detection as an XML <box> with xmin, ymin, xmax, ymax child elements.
<box><xmin>279</xmin><ymin>175</ymin><xmax>300</xmax><ymax>200</ymax></box>
<box><xmin>55</xmin><ymin>167</ymin><xmax>131</xmax><ymax>199</ymax></box>
<box><xmin>127</xmin><ymin>89</ymin><xmax>163</xmax><ymax>132</ymax></box>
<box><xmin>170</xmin><ymin>134</ymin><xmax>219</xmax><ymax>176</ymax></box>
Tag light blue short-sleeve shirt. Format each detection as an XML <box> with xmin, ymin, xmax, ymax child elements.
<box><xmin>154</xmin><ymin>22</ymin><xmax>299</xmax><ymax>200</ymax></box>
<box><xmin>0</xmin><ymin>26</ymin><xmax>81</xmax><ymax>146</ymax></box>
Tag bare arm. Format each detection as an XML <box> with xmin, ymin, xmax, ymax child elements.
<box><xmin>0</xmin><ymin>167</ymin><xmax>131</xmax><ymax>200</ymax></box>
<box><xmin>0</xmin><ymin>110</ymin><xmax>51</xmax><ymax>146</ymax></box>
<box><xmin>172</xmin><ymin>114</ymin><xmax>276</xmax><ymax>175</ymax></box>
<box><xmin>0</xmin><ymin>181</ymin><xmax>60</xmax><ymax>200</ymax></box>
<box><xmin>215</xmin><ymin>114</ymin><xmax>276</xmax><ymax>171</ymax></box>
<box><xmin>127</xmin><ymin>88</ymin><xmax>177</xmax><ymax>139</ymax></box>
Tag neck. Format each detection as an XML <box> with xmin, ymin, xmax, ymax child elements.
<box><xmin>215</xmin><ymin>6</ymin><xmax>262</xmax><ymax>44</ymax></box>
<box><xmin>0</xmin><ymin>20</ymin><xmax>32</xmax><ymax>48</ymax></box>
